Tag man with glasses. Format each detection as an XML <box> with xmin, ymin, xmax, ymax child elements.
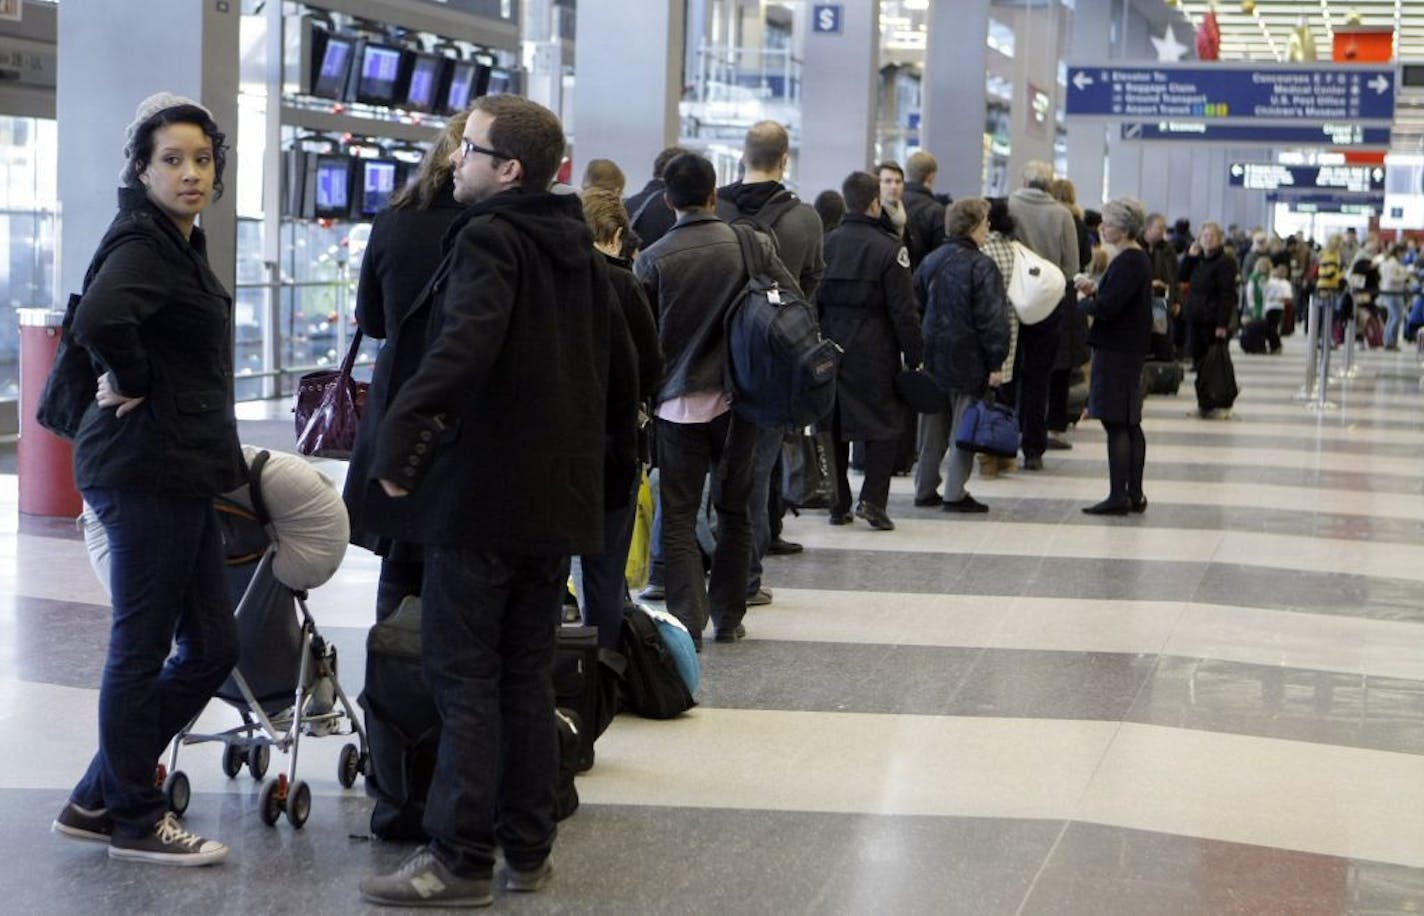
<box><xmin>359</xmin><ymin>94</ymin><xmax>624</xmax><ymax>907</ymax></box>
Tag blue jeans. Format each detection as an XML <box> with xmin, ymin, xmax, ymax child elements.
<box><xmin>72</xmin><ymin>488</ymin><xmax>238</xmax><ymax>838</ymax></box>
<box><xmin>421</xmin><ymin>547</ymin><xmax>568</xmax><ymax>877</ymax></box>
<box><xmin>746</xmin><ymin>425</ymin><xmax>784</xmax><ymax>594</ymax></box>
<box><xmin>1379</xmin><ymin>292</ymin><xmax>1405</xmax><ymax>346</ymax></box>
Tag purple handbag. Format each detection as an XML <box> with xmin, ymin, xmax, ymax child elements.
<box><xmin>294</xmin><ymin>330</ymin><xmax>368</xmax><ymax>459</ymax></box>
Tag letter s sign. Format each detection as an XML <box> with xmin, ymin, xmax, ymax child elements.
<box><xmin>811</xmin><ymin>4</ymin><xmax>843</xmax><ymax>35</ymax></box>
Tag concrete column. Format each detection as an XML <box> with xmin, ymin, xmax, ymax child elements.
<box><xmin>799</xmin><ymin>1</ymin><xmax>878</xmax><ymax>198</ymax></box>
<box><xmin>920</xmin><ymin>0</ymin><xmax>989</xmax><ymax>200</ymax></box>
<box><xmin>1006</xmin><ymin>3</ymin><xmax>1065</xmax><ymax>188</ymax></box>
<box><xmin>1063</xmin><ymin>0</ymin><xmax>1112</xmax><ymax>207</ymax></box>
<box><xmin>58</xmin><ymin>0</ymin><xmax>239</xmax><ymax>299</ymax></box>
<box><xmin>573</xmin><ymin>0</ymin><xmax>683</xmax><ymax>179</ymax></box>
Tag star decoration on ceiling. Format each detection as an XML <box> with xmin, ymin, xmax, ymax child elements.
<box><xmin>1152</xmin><ymin>24</ymin><xmax>1190</xmax><ymax>61</ymax></box>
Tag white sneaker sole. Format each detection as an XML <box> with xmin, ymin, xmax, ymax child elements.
<box><xmin>51</xmin><ymin>820</ymin><xmax>110</xmax><ymax>843</ymax></box>
<box><xmin>108</xmin><ymin>844</ymin><xmax>229</xmax><ymax>866</ymax></box>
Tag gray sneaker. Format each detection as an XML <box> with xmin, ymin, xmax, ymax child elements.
<box><xmin>637</xmin><ymin>584</ymin><xmax>665</xmax><ymax>602</ymax></box>
<box><xmin>108</xmin><ymin>812</ymin><xmax>227</xmax><ymax>866</ymax></box>
<box><xmin>505</xmin><ymin>860</ymin><xmax>553</xmax><ymax>893</ymax></box>
<box><xmin>360</xmin><ymin>847</ymin><xmax>493</xmax><ymax>908</ymax></box>
<box><xmin>52</xmin><ymin>801</ymin><xmax>113</xmax><ymax>842</ymax></box>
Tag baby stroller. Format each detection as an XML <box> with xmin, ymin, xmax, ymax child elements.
<box><xmin>167</xmin><ymin>448</ymin><xmax>368</xmax><ymax>828</ymax></box>
<box><xmin>82</xmin><ymin>447</ymin><xmax>367</xmax><ymax>829</ymax></box>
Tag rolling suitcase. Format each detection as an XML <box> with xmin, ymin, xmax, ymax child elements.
<box><xmin>554</xmin><ymin>625</ymin><xmax>620</xmax><ymax>772</ymax></box>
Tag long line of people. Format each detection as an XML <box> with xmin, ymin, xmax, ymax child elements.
<box><xmin>52</xmin><ymin>90</ymin><xmax>1212</xmax><ymax>909</ymax></box>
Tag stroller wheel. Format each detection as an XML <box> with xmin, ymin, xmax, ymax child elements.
<box><xmin>221</xmin><ymin>743</ymin><xmax>244</xmax><ymax>779</ymax></box>
<box><xmin>248</xmin><ymin>744</ymin><xmax>270</xmax><ymax>781</ymax></box>
<box><xmin>258</xmin><ymin>777</ymin><xmax>283</xmax><ymax>827</ymax></box>
<box><xmin>338</xmin><ymin>743</ymin><xmax>361</xmax><ymax>789</ymax></box>
<box><xmin>286</xmin><ymin>780</ymin><xmax>312</xmax><ymax>829</ymax></box>
<box><xmin>163</xmin><ymin>770</ymin><xmax>191</xmax><ymax>816</ymax></box>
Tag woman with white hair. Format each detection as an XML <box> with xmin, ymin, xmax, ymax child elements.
<box><xmin>1073</xmin><ymin>197</ymin><xmax>1154</xmax><ymax>515</ymax></box>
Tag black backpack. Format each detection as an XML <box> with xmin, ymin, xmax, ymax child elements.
<box><xmin>618</xmin><ymin>604</ymin><xmax>695</xmax><ymax>719</ymax></box>
<box><xmin>723</xmin><ymin>224</ymin><xmax>841</xmax><ymax>429</ymax></box>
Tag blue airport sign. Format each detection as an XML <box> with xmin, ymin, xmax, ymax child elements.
<box><xmin>1229</xmin><ymin>163</ymin><xmax>1385</xmax><ymax>194</ymax></box>
<box><xmin>1066</xmin><ymin>63</ymin><xmax>1395</xmax><ymax>122</ymax></box>
<box><xmin>1265</xmin><ymin>193</ymin><xmax>1379</xmax><ymax>215</ymax></box>
<box><xmin>811</xmin><ymin>4</ymin><xmax>843</xmax><ymax>34</ymax></box>
<box><xmin>1120</xmin><ymin>121</ymin><xmax>1391</xmax><ymax>148</ymax></box>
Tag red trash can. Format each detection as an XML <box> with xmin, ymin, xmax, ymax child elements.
<box><xmin>17</xmin><ymin>307</ymin><xmax>82</xmax><ymax>517</ymax></box>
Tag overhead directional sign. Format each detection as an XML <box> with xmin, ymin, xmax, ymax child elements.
<box><xmin>1120</xmin><ymin>121</ymin><xmax>1391</xmax><ymax>148</ymax></box>
<box><xmin>1066</xmin><ymin>63</ymin><xmax>1395</xmax><ymax>122</ymax></box>
<box><xmin>1228</xmin><ymin>163</ymin><xmax>1385</xmax><ymax>194</ymax></box>
<box><xmin>1265</xmin><ymin>192</ymin><xmax>1380</xmax><ymax>215</ymax></box>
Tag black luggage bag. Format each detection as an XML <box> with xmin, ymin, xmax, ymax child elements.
<box><xmin>1141</xmin><ymin>360</ymin><xmax>1184</xmax><ymax>396</ymax></box>
<box><xmin>1239</xmin><ymin>319</ymin><xmax>1271</xmax><ymax>354</ymax></box>
<box><xmin>554</xmin><ymin>625</ymin><xmax>621</xmax><ymax>772</ymax></box>
<box><xmin>1195</xmin><ymin>341</ymin><xmax>1239</xmax><ymax>411</ymax></box>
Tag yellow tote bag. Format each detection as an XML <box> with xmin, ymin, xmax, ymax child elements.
<box><xmin>624</xmin><ymin>470</ymin><xmax>654</xmax><ymax>590</ymax></box>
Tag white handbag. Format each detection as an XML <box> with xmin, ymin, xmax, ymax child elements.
<box><xmin>1006</xmin><ymin>240</ymin><xmax>1066</xmax><ymax>325</ymax></box>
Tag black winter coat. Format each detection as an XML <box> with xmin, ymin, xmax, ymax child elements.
<box><xmin>1081</xmin><ymin>248</ymin><xmax>1153</xmax><ymax>353</ymax></box>
<box><xmin>1180</xmin><ymin>249</ymin><xmax>1239</xmax><ymax>327</ymax></box>
<box><xmin>360</xmin><ymin>188</ymin><xmax>617</xmax><ymax>555</ymax></box>
<box><xmin>345</xmin><ymin>187</ymin><xmax>465</xmax><ymax>558</ymax></box>
<box><xmin>817</xmin><ymin>214</ymin><xmax>924</xmax><ymax>442</ymax></box>
<box><xmin>1056</xmin><ymin>213</ymin><xmax>1094</xmax><ymax>372</ymax></box>
<box><xmin>601</xmin><ymin>252</ymin><xmax>663</xmax><ymax>506</ymax></box>
<box><xmin>70</xmin><ymin>187</ymin><xmax>244</xmax><ymax>496</ymax></box>
<box><xmin>901</xmin><ymin>182</ymin><xmax>946</xmax><ymax>269</ymax></box>
<box><xmin>915</xmin><ymin>237</ymin><xmax>1011</xmax><ymax>397</ymax></box>
<box><xmin>625</xmin><ymin>179</ymin><xmax>676</xmax><ymax>249</ymax></box>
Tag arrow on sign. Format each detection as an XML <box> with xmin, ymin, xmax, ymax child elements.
<box><xmin>1372</xmin><ymin>167</ymin><xmax>1384</xmax><ymax>181</ymax></box>
<box><xmin>1231</xmin><ymin>164</ymin><xmax>1244</xmax><ymax>177</ymax></box>
<box><xmin>1124</xmin><ymin>123</ymin><xmax>1142</xmax><ymax>138</ymax></box>
<box><xmin>1072</xmin><ymin>71</ymin><xmax>1093</xmax><ymax>91</ymax></box>
<box><xmin>1368</xmin><ymin>74</ymin><xmax>1390</xmax><ymax>94</ymax></box>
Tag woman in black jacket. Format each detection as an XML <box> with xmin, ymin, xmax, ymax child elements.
<box><xmin>577</xmin><ymin>188</ymin><xmax>663</xmax><ymax>648</ymax></box>
<box><xmin>1074</xmin><ymin>198</ymin><xmax>1154</xmax><ymax>515</ymax></box>
<box><xmin>1179</xmin><ymin>221</ymin><xmax>1238</xmax><ymax>379</ymax></box>
<box><xmin>345</xmin><ymin>116</ymin><xmax>467</xmax><ymax>621</ymax></box>
<box><xmin>55</xmin><ymin>94</ymin><xmax>241</xmax><ymax>865</ymax></box>
<box><xmin>912</xmin><ymin>197</ymin><xmax>1011</xmax><ymax>513</ymax></box>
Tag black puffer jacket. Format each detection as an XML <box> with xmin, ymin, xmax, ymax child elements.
<box><xmin>914</xmin><ymin>237</ymin><xmax>1011</xmax><ymax>397</ymax></box>
<box><xmin>70</xmin><ymin>187</ymin><xmax>244</xmax><ymax>496</ymax></box>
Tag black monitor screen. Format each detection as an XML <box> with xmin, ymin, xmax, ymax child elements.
<box><xmin>406</xmin><ymin>55</ymin><xmax>445</xmax><ymax>111</ymax></box>
<box><xmin>311</xmin><ymin>32</ymin><xmax>355</xmax><ymax>99</ymax></box>
<box><xmin>315</xmin><ymin>156</ymin><xmax>351</xmax><ymax>215</ymax></box>
<box><xmin>358</xmin><ymin>159</ymin><xmax>399</xmax><ymax>217</ymax></box>
<box><xmin>358</xmin><ymin>44</ymin><xmax>404</xmax><ymax>103</ymax></box>
<box><xmin>445</xmin><ymin>61</ymin><xmax>478</xmax><ymax>114</ymax></box>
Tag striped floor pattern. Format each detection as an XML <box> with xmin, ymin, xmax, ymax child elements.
<box><xmin>2</xmin><ymin>340</ymin><xmax>1422</xmax><ymax>914</ymax></box>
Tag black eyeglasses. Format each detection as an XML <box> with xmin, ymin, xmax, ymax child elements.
<box><xmin>460</xmin><ymin>138</ymin><xmax>514</xmax><ymax>162</ymax></box>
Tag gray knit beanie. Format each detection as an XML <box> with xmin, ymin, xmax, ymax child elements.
<box><xmin>123</xmin><ymin>91</ymin><xmax>211</xmax><ymax>158</ymax></box>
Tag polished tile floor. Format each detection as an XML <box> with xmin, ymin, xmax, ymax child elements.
<box><xmin>3</xmin><ymin>340</ymin><xmax>1424</xmax><ymax>914</ymax></box>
